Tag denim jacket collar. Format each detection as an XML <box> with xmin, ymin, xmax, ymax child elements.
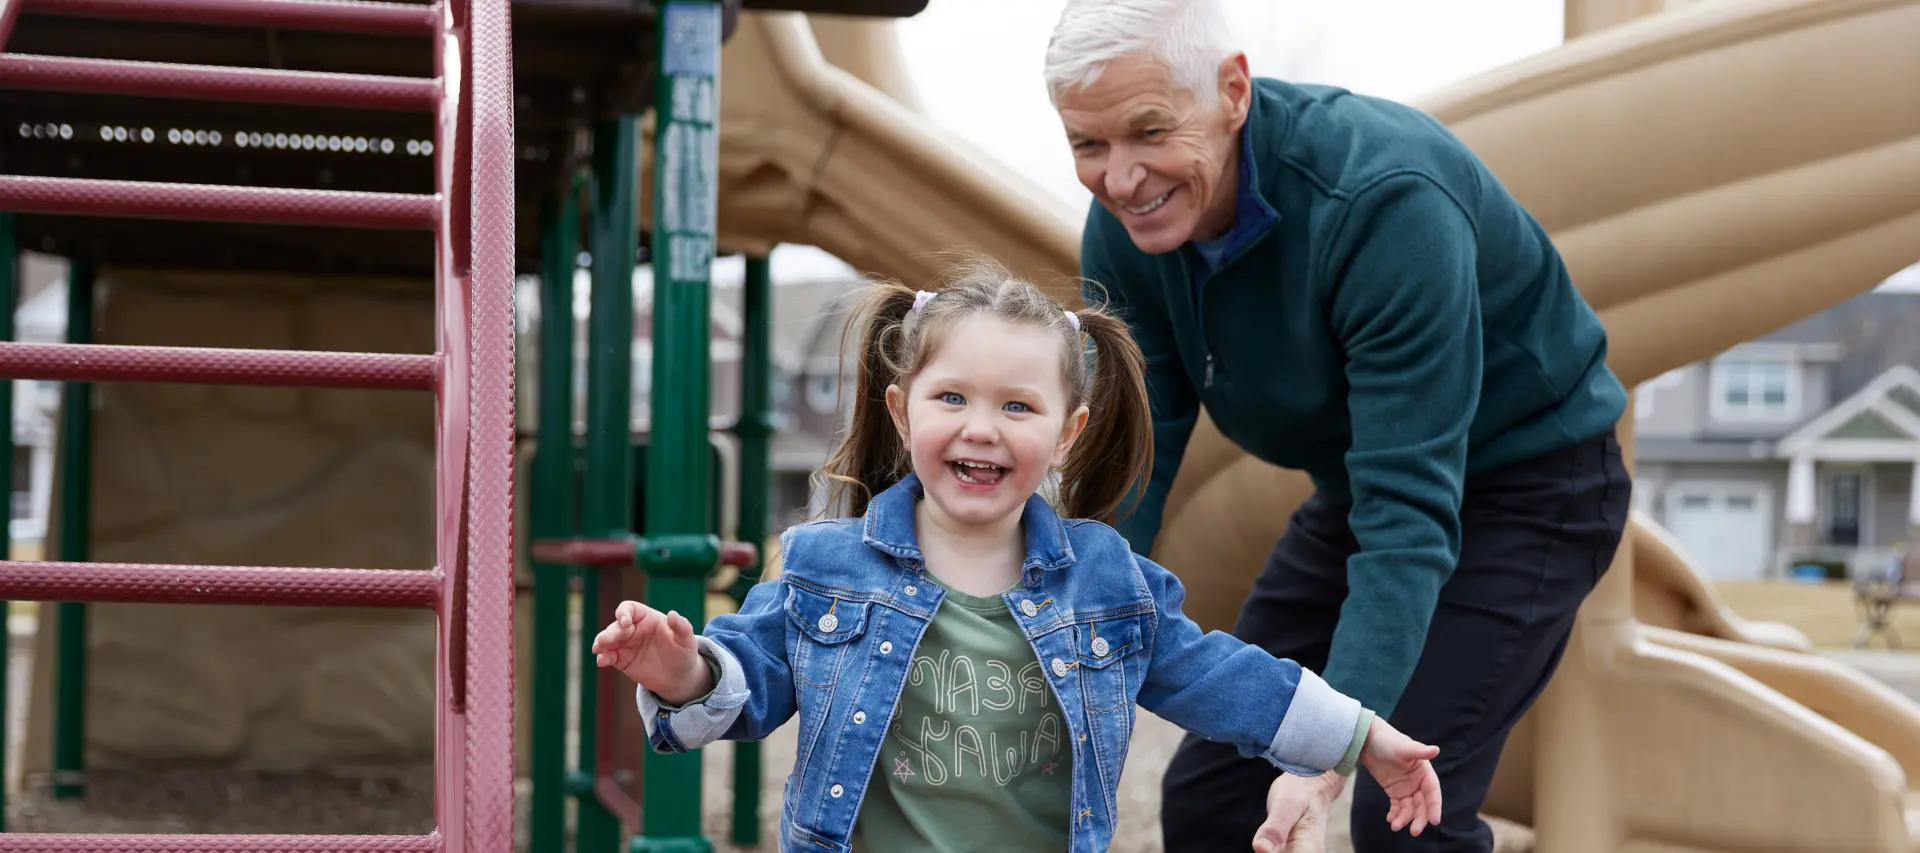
<box><xmin>859</xmin><ymin>473</ymin><xmax>1077</xmax><ymax>572</ymax></box>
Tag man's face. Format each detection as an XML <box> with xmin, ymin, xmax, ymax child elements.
<box><xmin>1056</xmin><ymin>52</ymin><xmax>1250</xmax><ymax>255</ymax></box>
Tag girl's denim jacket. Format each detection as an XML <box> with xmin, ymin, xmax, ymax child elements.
<box><xmin>635</xmin><ymin>474</ymin><xmax>1368</xmax><ymax>853</ymax></box>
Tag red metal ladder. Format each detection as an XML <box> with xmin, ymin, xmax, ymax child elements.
<box><xmin>0</xmin><ymin>0</ymin><xmax>518</xmax><ymax>850</ymax></box>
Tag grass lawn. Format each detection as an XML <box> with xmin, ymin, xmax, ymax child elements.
<box><xmin>1713</xmin><ymin>579</ymin><xmax>1920</xmax><ymax>650</ymax></box>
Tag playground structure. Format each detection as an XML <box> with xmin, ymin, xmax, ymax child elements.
<box><xmin>0</xmin><ymin>2</ymin><xmax>1917</xmax><ymax>853</ymax></box>
<box><xmin>0</xmin><ymin>0</ymin><xmax>525</xmax><ymax>850</ymax></box>
<box><xmin>700</xmin><ymin>1</ymin><xmax>1920</xmax><ymax>850</ymax></box>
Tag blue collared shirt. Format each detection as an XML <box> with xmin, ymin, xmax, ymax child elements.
<box><xmin>1188</xmin><ymin>118</ymin><xmax>1279</xmax><ymax>286</ymax></box>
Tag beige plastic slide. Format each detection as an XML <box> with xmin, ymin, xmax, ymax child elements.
<box><xmin>702</xmin><ymin>0</ymin><xmax>1920</xmax><ymax>848</ymax></box>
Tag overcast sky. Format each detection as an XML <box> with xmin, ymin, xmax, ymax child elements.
<box><xmin>892</xmin><ymin>0</ymin><xmax>1565</xmax><ymax>210</ymax></box>
<box><xmin>769</xmin><ymin>0</ymin><xmax>1916</xmax><ymax>291</ymax></box>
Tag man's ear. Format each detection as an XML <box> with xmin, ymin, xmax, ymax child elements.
<box><xmin>1218</xmin><ymin>52</ymin><xmax>1252</xmax><ymax>127</ymax></box>
<box><xmin>884</xmin><ymin>383</ymin><xmax>910</xmax><ymax>443</ymax></box>
<box><xmin>1052</xmin><ymin>404</ymin><xmax>1092</xmax><ymax>469</ymax></box>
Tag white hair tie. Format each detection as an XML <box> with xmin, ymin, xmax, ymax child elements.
<box><xmin>1065</xmin><ymin>311</ymin><xmax>1081</xmax><ymax>332</ymax></box>
<box><xmin>912</xmin><ymin>290</ymin><xmax>936</xmax><ymax>313</ymax></box>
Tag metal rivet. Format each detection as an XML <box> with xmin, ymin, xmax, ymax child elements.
<box><xmin>817</xmin><ymin>613</ymin><xmax>839</xmax><ymax>633</ymax></box>
<box><xmin>904</xmin><ymin>584</ymin><xmax>918</xmax><ymax>596</ymax></box>
<box><xmin>1051</xmin><ymin>658</ymin><xmax>1069</xmax><ymax>678</ymax></box>
<box><xmin>1021</xmin><ymin>600</ymin><xmax>1038</xmax><ymax>617</ymax></box>
<box><xmin>830</xmin><ymin>784</ymin><xmax>844</xmax><ymax>798</ymax></box>
<box><xmin>879</xmin><ymin>641</ymin><xmax>893</xmax><ymax>654</ymax></box>
<box><xmin>853</xmin><ymin>711</ymin><xmax>867</xmax><ymax>724</ymax></box>
<box><xmin>1091</xmin><ymin>637</ymin><xmax>1110</xmax><ymax>657</ymax></box>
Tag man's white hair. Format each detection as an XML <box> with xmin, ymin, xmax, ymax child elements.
<box><xmin>1043</xmin><ymin>0</ymin><xmax>1235</xmax><ymax>107</ymax></box>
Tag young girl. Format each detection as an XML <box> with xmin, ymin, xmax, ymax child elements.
<box><xmin>593</xmin><ymin>262</ymin><xmax>1442</xmax><ymax>853</ymax></box>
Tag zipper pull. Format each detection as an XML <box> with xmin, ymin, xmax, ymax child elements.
<box><xmin>1204</xmin><ymin>354</ymin><xmax>1215</xmax><ymax>388</ymax></box>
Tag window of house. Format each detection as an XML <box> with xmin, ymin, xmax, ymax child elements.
<box><xmin>805</xmin><ymin>374</ymin><xmax>838</xmax><ymax>414</ymax></box>
<box><xmin>1712</xmin><ymin>359</ymin><xmax>1797</xmax><ymax>419</ymax></box>
<box><xmin>11</xmin><ymin>445</ymin><xmax>28</xmax><ymax>521</ymax></box>
<box><xmin>1827</xmin><ymin>471</ymin><xmax>1861</xmax><ymax>547</ymax></box>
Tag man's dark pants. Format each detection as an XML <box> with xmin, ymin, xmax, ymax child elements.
<box><xmin>1159</xmin><ymin>429</ymin><xmax>1632</xmax><ymax>852</ymax></box>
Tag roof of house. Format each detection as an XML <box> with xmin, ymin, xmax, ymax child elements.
<box><xmin>1762</xmin><ymin>290</ymin><xmax>1920</xmax><ymax>403</ymax></box>
<box><xmin>1776</xmin><ymin>364</ymin><xmax>1920</xmax><ymax>457</ymax></box>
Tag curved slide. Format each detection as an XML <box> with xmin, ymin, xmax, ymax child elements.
<box><xmin>700</xmin><ymin>1</ymin><xmax>1920</xmax><ymax>849</ymax></box>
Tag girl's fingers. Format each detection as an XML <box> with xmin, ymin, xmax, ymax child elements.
<box><xmin>667</xmin><ymin>610</ymin><xmax>697</xmax><ymax>647</ymax></box>
<box><xmin>615</xmin><ymin>600</ymin><xmax>647</xmax><ymax>627</ymax></box>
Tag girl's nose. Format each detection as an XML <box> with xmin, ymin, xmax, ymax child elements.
<box><xmin>959</xmin><ymin>413</ymin><xmax>998</xmax><ymax>444</ymax></box>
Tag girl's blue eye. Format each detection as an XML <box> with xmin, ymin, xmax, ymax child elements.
<box><xmin>940</xmin><ymin>392</ymin><xmax>964</xmax><ymax>406</ymax></box>
<box><xmin>1004</xmin><ymin>401</ymin><xmax>1029</xmax><ymax>414</ymax></box>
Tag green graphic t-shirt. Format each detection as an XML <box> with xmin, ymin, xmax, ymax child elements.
<box><xmin>849</xmin><ymin>582</ymin><xmax>1074</xmax><ymax>853</ymax></box>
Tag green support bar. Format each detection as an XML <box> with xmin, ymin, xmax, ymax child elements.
<box><xmin>531</xmin><ymin>180</ymin><xmax>584</xmax><ymax>853</ymax></box>
<box><xmin>635</xmin><ymin>3</ymin><xmax>721</xmax><ymax>851</ymax></box>
<box><xmin>579</xmin><ymin>115</ymin><xmax>641</xmax><ymax>853</ymax></box>
<box><xmin>53</xmin><ymin>259</ymin><xmax>95</xmax><ymax>801</ymax></box>
<box><xmin>0</xmin><ymin>213</ymin><xmax>15</xmax><ymax>830</ymax></box>
<box><xmin>728</xmin><ymin>253</ymin><xmax>774</xmax><ymax>847</ymax></box>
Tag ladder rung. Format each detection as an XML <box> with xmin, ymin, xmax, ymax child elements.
<box><xmin>0</xmin><ymin>342</ymin><xmax>439</xmax><ymax>389</ymax></box>
<box><xmin>22</xmin><ymin>0</ymin><xmax>440</xmax><ymax>37</ymax></box>
<box><xmin>0</xmin><ymin>175</ymin><xmax>439</xmax><ymax>229</ymax></box>
<box><xmin>0</xmin><ymin>560</ymin><xmax>441</xmax><ymax>608</ymax></box>
<box><xmin>0</xmin><ymin>834</ymin><xmax>443</xmax><ymax>852</ymax></box>
<box><xmin>0</xmin><ymin>54</ymin><xmax>439</xmax><ymax>112</ymax></box>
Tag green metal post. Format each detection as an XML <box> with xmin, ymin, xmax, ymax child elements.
<box><xmin>53</xmin><ymin>259</ymin><xmax>94</xmax><ymax>801</ymax></box>
<box><xmin>531</xmin><ymin>182</ymin><xmax>583</xmax><ymax>853</ymax></box>
<box><xmin>579</xmin><ymin>115</ymin><xmax>640</xmax><ymax>853</ymax></box>
<box><xmin>634</xmin><ymin>3</ymin><xmax>721</xmax><ymax>851</ymax></box>
<box><xmin>0</xmin><ymin>213</ymin><xmax>15</xmax><ymax>830</ymax></box>
<box><xmin>728</xmin><ymin>253</ymin><xmax>773</xmax><ymax>846</ymax></box>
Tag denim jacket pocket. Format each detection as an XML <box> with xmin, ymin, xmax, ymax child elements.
<box><xmin>1072</xmin><ymin>616</ymin><xmax>1144</xmax><ymax>712</ymax></box>
<box><xmin>785</xmin><ymin>586</ymin><xmax>871</xmax><ymax>689</ymax></box>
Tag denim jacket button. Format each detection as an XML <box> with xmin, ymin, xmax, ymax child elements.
<box><xmin>1021</xmin><ymin>600</ymin><xmax>1039</xmax><ymax>617</ymax></box>
<box><xmin>853</xmin><ymin>710</ymin><xmax>867</xmax><ymax>724</ymax></box>
<box><xmin>1051</xmin><ymin>658</ymin><xmax>1069</xmax><ymax>678</ymax></box>
<box><xmin>879</xmin><ymin>641</ymin><xmax>893</xmax><ymax>654</ymax></box>
<box><xmin>904</xmin><ymin>584</ymin><xmax>918</xmax><ymax>596</ymax></box>
<box><xmin>830</xmin><ymin>784</ymin><xmax>845</xmax><ymax>798</ymax></box>
<box><xmin>817</xmin><ymin>613</ymin><xmax>839</xmax><ymax>633</ymax></box>
<box><xmin>1091</xmin><ymin>637</ymin><xmax>1110</xmax><ymax>657</ymax></box>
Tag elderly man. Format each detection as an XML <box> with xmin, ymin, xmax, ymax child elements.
<box><xmin>1044</xmin><ymin>1</ymin><xmax>1633</xmax><ymax>851</ymax></box>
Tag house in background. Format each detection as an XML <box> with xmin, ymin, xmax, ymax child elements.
<box><xmin>514</xmin><ymin>246</ymin><xmax>869</xmax><ymax>532</ymax></box>
<box><xmin>1635</xmin><ymin>289</ymin><xmax>1920</xmax><ymax>581</ymax></box>
<box><xmin>10</xmin><ymin>252</ymin><xmax>66</xmax><ymax>555</ymax></box>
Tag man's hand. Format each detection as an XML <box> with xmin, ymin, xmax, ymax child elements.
<box><xmin>1358</xmin><ymin>716</ymin><xmax>1443</xmax><ymax>836</ymax></box>
<box><xmin>1252</xmin><ymin>770</ymin><xmax>1344</xmax><ymax>853</ymax></box>
<box><xmin>590</xmin><ymin>600</ymin><xmax>713</xmax><ymax>706</ymax></box>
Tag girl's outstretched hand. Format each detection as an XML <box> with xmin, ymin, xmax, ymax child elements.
<box><xmin>591</xmin><ymin>600</ymin><xmax>713</xmax><ymax>706</ymax></box>
<box><xmin>1358</xmin><ymin>716</ymin><xmax>1443</xmax><ymax>837</ymax></box>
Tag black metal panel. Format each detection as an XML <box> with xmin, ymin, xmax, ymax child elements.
<box><xmin>0</xmin><ymin>0</ymin><xmax>919</xmax><ymax>275</ymax></box>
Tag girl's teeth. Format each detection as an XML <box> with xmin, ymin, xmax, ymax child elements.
<box><xmin>953</xmin><ymin>461</ymin><xmax>1003</xmax><ymax>485</ymax></box>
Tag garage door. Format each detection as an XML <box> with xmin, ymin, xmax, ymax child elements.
<box><xmin>1667</xmin><ymin>483</ymin><xmax>1774</xmax><ymax>581</ymax></box>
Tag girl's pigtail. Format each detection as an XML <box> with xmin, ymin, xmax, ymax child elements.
<box><xmin>817</xmin><ymin>279</ymin><xmax>921</xmax><ymax>519</ymax></box>
<box><xmin>1057</xmin><ymin>310</ymin><xmax>1154</xmax><ymax>526</ymax></box>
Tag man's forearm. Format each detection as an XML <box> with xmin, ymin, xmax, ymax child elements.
<box><xmin>1319</xmin><ymin>551</ymin><xmax>1450</xmax><ymax>718</ymax></box>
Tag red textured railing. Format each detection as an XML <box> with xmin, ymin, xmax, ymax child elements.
<box><xmin>456</xmin><ymin>0</ymin><xmax>518</xmax><ymax>846</ymax></box>
<box><xmin>0</xmin><ymin>834</ymin><xmax>444</xmax><ymax>852</ymax></box>
<box><xmin>0</xmin><ymin>176</ymin><xmax>439</xmax><ymax>229</ymax></box>
<box><xmin>0</xmin><ymin>54</ymin><xmax>439</xmax><ymax>111</ymax></box>
<box><xmin>531</xmin><ymin>537</ymin><xmax>761</xmax><ymax>569</ymax></box>
<box><xmin>0</xmin><ymin>0</ymin><xmax>519</xmax><ymax>849</ymax></box>
<box><xmin>0</xmin><ymin>342</ymin><xmax>439</xmax><ymax>389</ymax></box>
<box><xmin>0</xmin><ymin>0</ymin><xmax>24</xmax><ymax>50</ymax></box>
<box><xmin>0</xmin><ymin>561</ymin><xmax>442</xmax><ymax>608</ymax></box>
<box><xmin>20</xmin><ymin>0</ymin><xmax>440</xmax><ymax>36</ymax></box>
